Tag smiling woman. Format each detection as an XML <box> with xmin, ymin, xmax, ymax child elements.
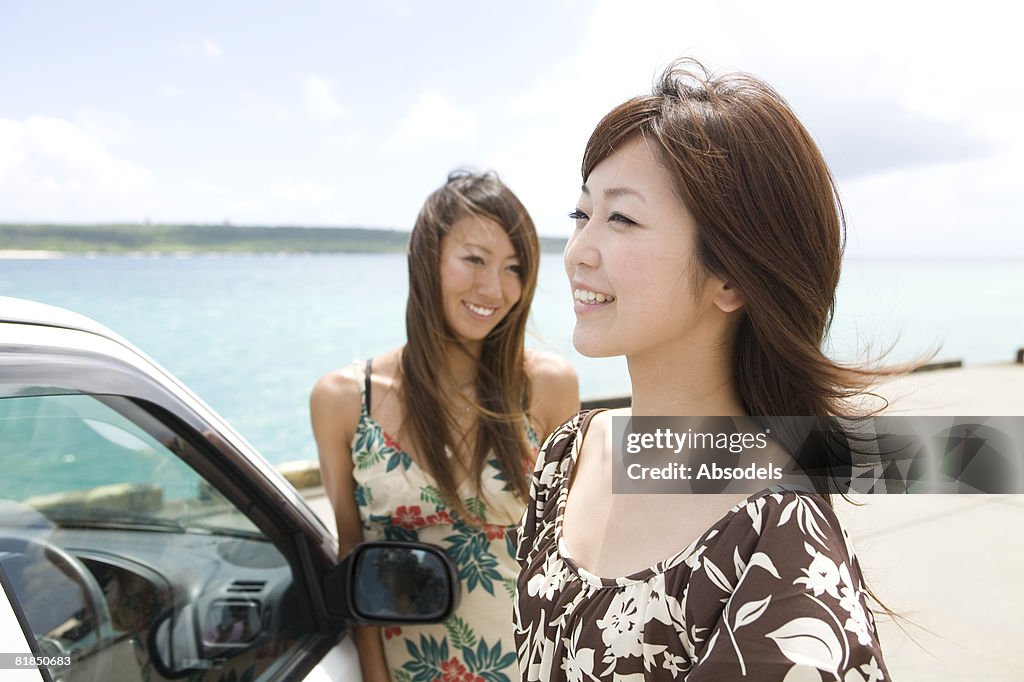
<box><xmin>513</xmin><ymin>59</ymin><xmax>898</xmax><ymax>681</ymax></box>
<box><xmin>311</xmin><ymin>170</ymin><xmax>579</xmax><ymax>682</ymax></box>
<box><xmin>566</xmin><ymin>137</ymin><xmax>722</xmax><ymax>361</ymax></box>
<box><xmin>439</xmin><ymin>214</ymin><xmax>525</xmax><ymax>344</ymax></box>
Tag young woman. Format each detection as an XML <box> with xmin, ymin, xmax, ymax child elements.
<box><xmin>312</xmin><ymin>170</ymin><xmax>579</xmax><ymax>682</ymax></box>
<box><xmin>513</xmin><ymin>62</ymin><xmax>891</xmax><ymax>681</ymax></box>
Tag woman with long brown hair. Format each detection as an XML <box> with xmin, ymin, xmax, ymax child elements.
<box><xmin>513</xmin><ymin>61</ymin><xmax>892</xmax><ymax>680</ymax></box>
<box><xmin>313</xmin><ymin>170</ymin><xmax>579</xmax><ymax>682</ymax></box>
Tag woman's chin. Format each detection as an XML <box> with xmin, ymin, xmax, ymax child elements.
<box><xmin>571</xmin><ymin>332</ymin><xmax>618</xmax><ymax>358</ymax></box>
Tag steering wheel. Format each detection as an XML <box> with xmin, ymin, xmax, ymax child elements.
<box><xmin>0</xmin><ymin>534</ymin><xmax>112</xmax><ymax>680</ymax></box>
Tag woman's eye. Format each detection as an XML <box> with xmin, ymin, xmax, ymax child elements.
<box><xmin>506</xmin><ymin>264</ymin><xmax>523</xmax><ymax>275</ymax></box>
<box><xmin>609</xmin><ymin>213</ymin><xmax>636</xmax><ymax>226</ymax></box>
<box><xmin>568</xmin><ymin>209</ymin><xmax>588</xmax><ymax>222</ymax></box>
<box><xmin>464</xmin><ymin>255</ymin><xmax>485</xmax><ymax>265</ymax></box>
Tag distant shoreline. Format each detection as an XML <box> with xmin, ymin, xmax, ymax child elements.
<box><xmin>0</xmin><ymin>250</ymin><xmax>413</xmax><ymax>259</ymax></box>
<box><xmin>0</xmin><ymin>223</ymin><xmax>569</xmax><ymax>254</ymax></box>
<box><xmin>0</xmin><ymin>250</ymin><xmax>66</xmax><ymax>259</ymax></box>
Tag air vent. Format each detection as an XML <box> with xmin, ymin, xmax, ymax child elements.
<box><xmin>227</xmin><ymin>580</ymin><xmax>266</xmax><ymax>594</ymax></box>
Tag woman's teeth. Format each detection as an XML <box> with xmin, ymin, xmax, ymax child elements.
<box><xmin>465</xmin><ymin>302</ymin><xmax>497</xmax><ymax>317</ymax></box>
<box><xmin>574</xmin><ymin>289</ymin><xmax>615</xmax><ymax>304</ymax></box>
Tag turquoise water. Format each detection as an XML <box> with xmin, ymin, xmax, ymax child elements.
<box><xmin>2</xmin><ymin>254</ymin><xmax>1022</xmax><ymax>465</ymax></box>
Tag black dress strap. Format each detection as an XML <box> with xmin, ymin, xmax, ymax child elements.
<box><xmin>364</xmin><ymin>358</ymin><xmax>373</xmax><ymax>416</ymax></box>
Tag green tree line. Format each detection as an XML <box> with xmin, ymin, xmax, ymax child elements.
<box><xmin>0</xmin><ymin>223</ymin><xmax>567</xmax><ymax>254</ymax></box>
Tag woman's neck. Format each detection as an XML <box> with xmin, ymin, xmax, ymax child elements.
<box><xmin>440</xmin><ymin>340</ymin><xmax>482</xmax><ymax>393</ymax></box>
<box><xmin>626</xmin><ymin>338</ymin><xmax>744</xmax><ymax>417</ymax></box>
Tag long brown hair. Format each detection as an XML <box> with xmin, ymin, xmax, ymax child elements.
<box><xmin>401</xmin><ymin>170</ymin><xmax>539</xmax><ymax>523</ymax></box>
<box><xmin>583</xmin><ymin>59</ymin><xmax>906</xmax><ymax>499</ymax></box>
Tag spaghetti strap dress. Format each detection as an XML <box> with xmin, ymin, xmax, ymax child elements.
<box><xmin>351</xmin><ymin>359</ymin><xmax>540</xmax><ymax>682</ymax></box>
<box><xmin>513</xmin><ymin>410</ymin><xmax>890</xmax><ymax>681</ymax></box>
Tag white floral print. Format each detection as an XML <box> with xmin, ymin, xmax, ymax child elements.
<box><xmin>527</xmin><ymin>550</ymin><xmax>567</xmax><ymax>601</ymax></box>
<box><xmin>596</xmin><ymin>591</ymin><xmax>644</xmax><ymax>659</ymax></box>
<box><xmin>561</xmin><ymin>621</ymin><xmax>596</xmax><ymax>682</ymax></box>
<box><xmin>795</xmin><ymin>542</ymin><xmax>842</xmax><ymax>599</ymax></box>
<box><xmin>513</xmin><ymin>411</ymin><xmax>890</xmax><ymax>681</ymax></box>
<box><xmin>838</xmin><ymin>563</ymin><xmax>872</xmax><ymax>646</ymax></box>
<box><xmin>662</xmin><ymin>652</ymin><xmax>687</xmax><ymax>678</ymax></box>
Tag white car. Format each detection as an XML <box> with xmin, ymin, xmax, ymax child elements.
<box><xmin>0</xmin><ymin>296</ymin><xmax>457</xmax><ymax>682</ymax></box>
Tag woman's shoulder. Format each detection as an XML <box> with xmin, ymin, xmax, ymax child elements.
<box><xmin>524</xmin><ymin>349</ymin><xmax>578</xmax><ymax>401</ymax></box>
<box><xmin>681</xmin><ymin>489</ymin><xmax>863</xmax><ymax>617</ymax></box>
<box><xmin>524</xmin><ymin>350</ymin><xmax>580</xmax><ymax>437</ymax></box>
<box><xmin>710</xmin><ymin>488</ymin><xmax>856</xmax><ymax>564</ymax></box>
<box><xmin>683</xmin><ymin>490</ymin><xmax>887</xmax><ymax>679</ymax></box>
<box><xmin>309</xmin><ymin>364</ymin><xmax>365</xmax><ymax>447</ymax></box>
<box><xmin>310</xmin><ymin>365</ymin><xmax>361</xmax><ymax>411</ymax></box>
<box><xmin>531</xmin><ymin>409</ymin><xmax>604</xmax><ymax>483</ymax></box>
<box><xmin>310</xmin><ymin>350</ymin><xmax>398</xmax><ymax>428</ymax></box>
<box><xmin>524</xmin><ymin>348</ymin><xmax>576</xmax><ymax>380</ymax></box>
<box><xmin>312</xmin><ymin>349</ymin><xmax>401</xmax><ymax>403</ymax></box>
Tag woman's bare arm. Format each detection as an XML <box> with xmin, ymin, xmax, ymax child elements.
<box><xmin>311</xmin><ymin>369</ymin><xmax>391</xmax><ymax>682</ymax></box>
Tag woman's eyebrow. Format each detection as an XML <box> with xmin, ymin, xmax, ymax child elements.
<box><xmin>580</xmin><ymin>184</ymin><xmax>647</xmax><ymax>203</ymax></box>
<box><xmin>605</xmin><ymin>186</ymin><xmax>647</xmax><ymax>203</ymax></box>
<box><xmin>464</xmin><ymin>242</ymin><xmax>518</xmax><ymax>260</ymax></box>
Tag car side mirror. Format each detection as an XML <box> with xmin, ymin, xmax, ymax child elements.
<box><xmin>323</xmin><ymin>541</ymin><xmax>459</xmax><ymax>625</ymax></box>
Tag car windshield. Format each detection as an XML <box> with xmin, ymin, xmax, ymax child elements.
<box><xmin>0</xmin><ymin>393</ymin><xmax>262</xmax><ymax>538</ymax></box>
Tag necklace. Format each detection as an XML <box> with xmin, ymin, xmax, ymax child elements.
<box><xmin>448</xmin><ymin>401</ymin><xmax>475</xmax><ymax>459</ymax></box>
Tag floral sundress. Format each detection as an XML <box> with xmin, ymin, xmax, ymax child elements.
<box><xmin>351</xmin><ymin>361</ymin><xmax>539</xmax><ymax>682</ymax></box>
<box><xmin>513</xmin><ymin>410</ymin><xmax>890</xmax><ymax>681</ymax></box>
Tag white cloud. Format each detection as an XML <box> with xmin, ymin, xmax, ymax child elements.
<box><xmin>178</xmin><ymin>37</ymin><xmax>224</xmax><ymax>59</ymax></box>
<box><xmin>202</xmin><ymin>192</ymin><xmax>350</xmax><ymax>226</ymax></box>
<box><xmin>485</xmin><ymin>0</ymin><xmax>1023</xmax><ymax>255</ymax></box>
<box><xmin>159</xmin><ymin>85</ymin><xmax>186</xmax><ymax>101</ymax></box>
<box><xmin>378</xmin><ymin>0</ymin><xmax>413</xmax><ymax>19</ymax></box>
<box><xmin>184</xmin><ymin>182</ymin><xmax>230</xmax><ymax>196</ymax></box>
<box><xmin>300</xmin><ymin>73</ymin><xmax>346</xmax><ymax>120</ymax></box>
<box><xmin>271</xmin><ymin>182</ymin><xmax>336</xmax><ymax>203</ymax></box>
<box><xmin>0</xmin><ymin>119</ymin><xmax>344</xmax><ymax>226</ymax></box>
<box><xmin>841</xmin><ymin>156</ymin><xmax>1024</xmax><ymax>258</ymax></box>
<box><xmin>238</xmin><ymin>89</ymin><xmax>295</xmax><ymax>125</ymax></box>
<box><xmin>387</xmin><ymin>93</ymin><xmax>479</xmax><ymax>149</ymax></box>
<box><xmin>72</xmin><ymin>108</ymin><xmax>141</xmax><ymax>149</ymax></box>
<box><xmin>5</xmin><ymin>0</ymin><xmax>1017</xmax><ymax>255</ymax></box>
<box><xmin>0</xmin><ymin>117</ymin><xmax>155</xmax><ymax>220</ymax></box>
<box><xmin>201</xmin><ymin>38</ymin><xmax>223</xmax><ymax>58</ymax></box>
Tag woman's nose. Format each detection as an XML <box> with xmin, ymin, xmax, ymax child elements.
<box><xmin>474</xmin><ymin>266</ymin><xmax>502</xmax><ymax>299</ymax></box>
<box><xmin>564</xmin><ymin>222</ymin><xmax>600</xmax><ymax>271</ymax></box>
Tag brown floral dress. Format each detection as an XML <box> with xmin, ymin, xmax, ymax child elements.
<box><xmin>513</xmin><ymin>410</ymin><xmax>890</xmax><ymax>681</ymax></box>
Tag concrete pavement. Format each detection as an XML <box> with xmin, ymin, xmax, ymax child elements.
<box><xmin>835</xmin><ymin>495</ymin><xmax>1024</xmax><ymax>680</ymax></box>
<box><xmin>831</xmin><ymin>363</ymin><xmax>1024</xmax><ymax>679</ymax></box>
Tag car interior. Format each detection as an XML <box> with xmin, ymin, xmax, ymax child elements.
<box><xmin>0</xmin><ymin>392</ymin><xmax>315</xmax><ymax>682</ymax></box>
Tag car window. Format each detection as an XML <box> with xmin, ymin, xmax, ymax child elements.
<box><xmin>1</xmin><ymin>394</ymin><xmax>260</xmax><ymax>536</ymax></box>
<box><xmin>0</xmin><ymin>393</ymin><xmax>316</xmax><ymax>682</ymax></box>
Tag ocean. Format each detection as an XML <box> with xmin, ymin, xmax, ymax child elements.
<box><xmin>2</xmin><ymin>254</ymin><xmax>1022</xmax><ymax>466</ymax></box>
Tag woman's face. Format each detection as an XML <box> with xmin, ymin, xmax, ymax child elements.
<box><xmin>439</xmin><ymin>214</ymin><xmax>523</xmax><ymax>344</ymax></box>
<box><xmin>564</xmin><ymin>136</ymin><xmax>723</xmax><ymax>360</ymax></box>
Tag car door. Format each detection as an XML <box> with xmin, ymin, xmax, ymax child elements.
<box><xmin>0</xmin><ymin>322</ymin><xmax>355</xmax><ymax>682</ymax></box>
<box><xmin>0</xmin><ymin>584</ymin><xmax>45</xmax><ymax>681</ymax></box>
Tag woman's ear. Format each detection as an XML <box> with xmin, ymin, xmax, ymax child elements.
<box><xmin>712</xmin><ymin>280</ymin><xmax>745</xmax><ymax>313</ymax></box>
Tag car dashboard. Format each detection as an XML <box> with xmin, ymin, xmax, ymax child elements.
<box><xmin>0</xmin><ymin>517</ymin><xmax>308</xmax><ymax>682</ymax></box>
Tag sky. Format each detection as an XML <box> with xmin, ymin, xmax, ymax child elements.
<box><xmin>1</xmin><ymin>0</ymin><xmax>1021</xmax><ymax>258</ymax></box>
